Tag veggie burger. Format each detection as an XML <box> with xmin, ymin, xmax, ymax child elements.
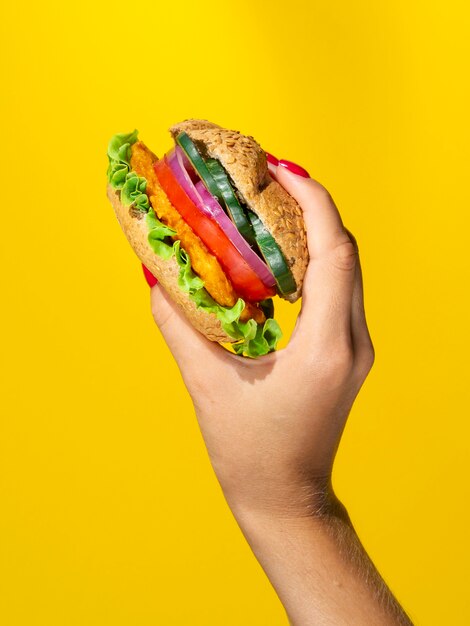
<box><xmin>106</xmin><ymin>119</ymin><xmax>309</xmax><ymax>357</ymax></box>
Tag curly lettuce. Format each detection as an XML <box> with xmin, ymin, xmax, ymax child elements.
<box><xmin>121</xmin><ymin>172</ymin><xmax>150</xmax><ymax>213</ymax></box>
<box><xmin>107</xmin><ymin>130</ymin><xmax>138</xmax><ymax>189</ymax></box>
<box><xmin>107</xmin><ymin>131</ymin><xmax>282</xmax><ymax>357</ymax></box>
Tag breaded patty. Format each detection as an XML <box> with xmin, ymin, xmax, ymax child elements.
<box><xmin>130</xmin><ymin>142</ymin><xmax>265</xmax><ymax>324</ymax></box>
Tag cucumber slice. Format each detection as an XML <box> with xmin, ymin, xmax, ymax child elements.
<box><xmin>205</xmin><ymin>158</ymin><xmax>256</xmax><ymax>246</ymax></box>
<box><xmin>247</xmin><ymin>211</ymin><xmax>297</xmax><ymax>296</ymax></box>
<box><xmin>177</xmin><ymin>132</ymin><xmax>256</xmax><ymax>245</ymax></box>
<box><xmin>176</xmin><ymin>132</ymin><xmax>225</xmax><ymax>205</ymax></box>
<box><xmin>177</xmin><ymin>130</ymin><xmax>295</xmax><ymax>295</ymax></box>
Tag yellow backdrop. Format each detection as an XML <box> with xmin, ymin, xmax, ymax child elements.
<box><xmin>1</xmin><ymin>1</ymin><xmax>469</xmax><ymax>624</ymax></box>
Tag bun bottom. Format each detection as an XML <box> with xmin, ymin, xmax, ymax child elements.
<box><xmin>107</xmin><ymin>185</ymin><xmax>233</xmax><ymax>343</ymax></box>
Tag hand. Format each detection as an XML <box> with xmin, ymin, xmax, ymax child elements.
<box><xmin>146</xmin><ymin>162</ymin><xmax>412</xmax><ymax>626</ymax></box>
<box><xmin>148</xmin><ymin>162</ymin><xmax>374</xmax><ymax>518</ymax></box>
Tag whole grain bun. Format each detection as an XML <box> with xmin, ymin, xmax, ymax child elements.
<box><xmin>107</xmin><ymin>185</ymin><xmax>233</xmax><ymax>343</ymax></box>
<box><xmin>170</xmin><ymin>119</ymin><xmax>309</xmax><ymax>302</ymax></box>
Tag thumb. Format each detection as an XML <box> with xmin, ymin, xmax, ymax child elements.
<box><xmin>275</xmin><ymin>165</ymin><xmax>356</xmax><ymax>351</ymax></box>
<box><xmin>276</xmin><ymin>164</ymin><xmax>347</xmax><ymax>258</ymax></box>
<box><xmin>149</xmin><ymin>283</ymin><xmax>227</xmax><ymax>367</ymax></box>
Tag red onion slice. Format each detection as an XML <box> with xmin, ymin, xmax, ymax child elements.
<box><xmin>166</xmin><ymin>147</ymin><xmax>276</xmax><ymax>289</ymax></box>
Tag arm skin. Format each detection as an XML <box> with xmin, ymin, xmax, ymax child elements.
<box><xmin>148</xmin><ymin>165</ymin><xmax>413</xmax><ymax>625</ymax></box>
<box><xmin>233</xmin><ymin>495</ymin><xmax>411</xmax><ymax>626</ymax></box>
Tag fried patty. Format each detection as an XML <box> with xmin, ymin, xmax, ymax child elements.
<box><xmin>130</xmin><ymin>142</ymin><xmax>265</xmax><ymax>324</ymax></box>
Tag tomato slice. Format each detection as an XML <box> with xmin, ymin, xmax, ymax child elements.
<box><xmin>154</xmin><ymin>157</ymin><xmax>275</xmax><ymax>302</ymax></box>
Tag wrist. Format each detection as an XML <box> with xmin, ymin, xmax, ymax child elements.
<box><xmin>227</xmin><ymin>492</ymin><xmax>356</xmax><ymax>626</ymax></box>
<box><xmin>226</xmin><ymin>476</ymin><xmax>345</xmax><ymax>528</ymax></box>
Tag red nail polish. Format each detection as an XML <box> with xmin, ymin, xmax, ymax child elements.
<box><xmin>142</xmin><ymin>264</ymin><xmax>158</xmax><ymax>287</ymax></box>
<box><xmin>278</xmin><ymin>159</ymin><xmax>310</xmax><ymax>178</ymax></box>
<box><xmin>266</xmin><ymin>152</ymin><xmax>279</xmax><ymax>166</ymax></box>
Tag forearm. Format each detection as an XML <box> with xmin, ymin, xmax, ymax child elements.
<box><xmin>232</xmin><ymin>496</ymin><xmax>412</xmax><ymax>626</ymax></box>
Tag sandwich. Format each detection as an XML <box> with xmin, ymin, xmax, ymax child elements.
<box><xmin>106</xmin><ymin>119</ymin><xmax>308</xmax><ymax>357</ymax></box>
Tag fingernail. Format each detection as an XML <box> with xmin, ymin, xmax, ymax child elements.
<box><xmin>278</xmin><ymin>159</ymin><xmax>310</xmax><ymax>178</ymax></box>
<box><xmin>142</xmin><ymin>264</ymin><xmax>158</xmax><ymax>287</ymax></box>
<box><xmin>265</xmin><ymin>152</ymin><xmax>279</xmax><ymax>166</ymax></box>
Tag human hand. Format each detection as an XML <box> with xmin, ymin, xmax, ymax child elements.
<box><xmin>147</xmin><ymin>159</ymin><xmax>374</xmax><ymax>519</ymax></box>
<box><xmin>143</xmin><ymin>159</ymin><xmax>413</xmax><ymax>626</ymax></box>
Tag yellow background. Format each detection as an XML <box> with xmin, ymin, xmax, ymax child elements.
<box><xmin>1</xmin><ymin>1</ymin><xmax>469</xmax><ymax>624</ymax></box>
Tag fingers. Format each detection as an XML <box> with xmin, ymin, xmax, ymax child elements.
<box><xmin>275</xmin><ymin>166</ymin><xmax>357</xmax><ymax>351</ymax></box>
<box><xmin>342</xmin><ymin>234</ymin><xmax>373</xmax><ymax>350</ymax></box>
<box><xmin>351</xmin><ymin>266</ymin><xmax>368</xmax><ymax>344</ymax></box>
<box><xmin>350</xmin><ymin>255</ymin><xmax>375</xmax><ymax>377</ymax></box>
<box><xmin>346</xmin><ymin>236</ymin><xmax>367</xmax><ymax>344</ymax></box>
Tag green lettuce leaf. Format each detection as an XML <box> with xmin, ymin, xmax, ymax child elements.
<box><xmin>107</xmin><ymin>161</ymin><xmax>129</xmax><ymax>189</ymax></box>
<box><xmin>107</xmin><ymin>130</ymin><xmax>139</xmax><ymax>162</ymax></box>
<box><xmin>174</xmin><ymin>241</ymin><xmax>204</xmax><ymax>293</ymax></box>
<box><xmin>107</xmin><ymin>130</ymin><xmax>139</xmax><ymax>190</ymax></box>
<box><xmin>231</xmin><ymin>318</ymin><xmax>283</xmax><ymax>357</ymax></box>
<box><xmin>121</xmin><ymin>172</ymin><xmax>150</xmax><ymax>212</ymax></box>
<box><xmin>146</xmin><ymin>209</ymin><xmax>176</xmax><ymax>260</ymax></box>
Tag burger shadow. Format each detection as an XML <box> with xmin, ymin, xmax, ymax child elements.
<box><xmin>227</xmin><ymin>349</ymin><xmax>279</xmax><ymax>383</ymax></box>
